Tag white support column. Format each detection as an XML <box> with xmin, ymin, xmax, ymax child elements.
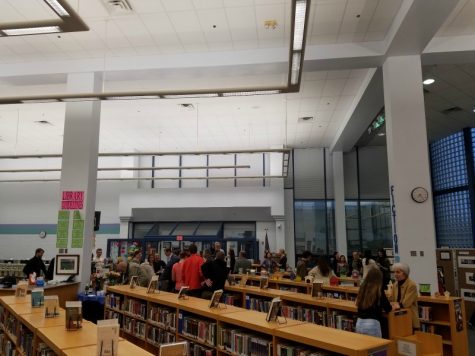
<box><xmin>119</xmin><ymin>217</ymin><xmax>131</xmax><ymax>239</ymax></box>
<box><xmin>59</xmin><ymin>72</ymin><xmax>102</xmax><ymax>288</ymax></box>
<box><xmin>332</xmin><ymin>151</ymin><xmax>347</xmax><ymax>257</ymax></box>
<box><xmin>274</xmin><ymin>216</ymin><xmax>286</xmax><ymax>251</ymax></box>
<box><xmin>383</xmin><ymin>55</ymin><xmax>438</xmax><ymax>293</ymax></box>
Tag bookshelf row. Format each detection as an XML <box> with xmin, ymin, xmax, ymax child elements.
<box><xmin>0</xmin><ymin>294</ymin><xmax>152</xmax><ymax>356</ymax></box>
<box><xmin>226</xmin><ymin>277</ymin><xmax>469</xmax><ymax>356</ymax></box>
<box><xmin>105</xmin><ymin>285</ymin><xmax>393</xmax><ymax>356</ymax></box>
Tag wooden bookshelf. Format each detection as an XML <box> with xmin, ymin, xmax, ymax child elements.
<box><xmin>106</xmin><ymin>285</ymin><xmax>395</xmax><ymax>356</ymax></box>
<box><xmin>224</xmin><ymin>283</ymin><xmax>469</xmax><ymax>356</ymax></box>
<box><xmin>63</xmin><ymin>339</ymin><xmax>154</xmax><ymax>356</ymax></box>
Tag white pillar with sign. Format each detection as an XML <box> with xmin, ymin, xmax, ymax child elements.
<box><xmin>56</xmin><ymin>72</ymin><xmax>102</xmax><ymax>289</ymax></box>
<box><xmin>383</xmin><ymin>55</ymin><xmax>438</xmax><ymax>293</ymax></box>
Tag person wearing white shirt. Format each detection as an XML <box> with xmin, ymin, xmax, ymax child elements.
<box><xmin>93</xmin><ymin>248</ymin><xmax>104</xmax><ymax>264</ymax></box>
<box><xmin>362</xmin><ymin>250</ymin><xmax>377</xmax><ymax>279</ymax></box>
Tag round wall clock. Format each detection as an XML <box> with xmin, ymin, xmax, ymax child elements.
<box><xmin>411</xmin><ymin>187</ymin><xmax>429</xmax><ymax>203</ymax></box>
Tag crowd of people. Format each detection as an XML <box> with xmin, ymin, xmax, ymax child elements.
<box><xmin>88</xmin><ymin>244</ymin><xmax>418</xmax><ymax>339</ymax></box>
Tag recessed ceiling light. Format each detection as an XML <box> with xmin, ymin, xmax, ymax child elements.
<box><xmin>291</xmin><ymin>52</ymin><xmax>301</xmax><ymax>85</ymax></box>
<box><xmin>61</xmin><ymin>97</ymin><xmax>100</xmax><ymax>102</ymax></box>
<box><xmin>423</xmin><ymin>78</ymin><xmax>435</xmax><ymax>85</ymax></box>
<box><xmin>3</xmin><ymin>26</ymin><xmax>61</xmax><ymax>36</ymax></box>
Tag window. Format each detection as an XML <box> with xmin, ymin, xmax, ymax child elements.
<box><xmin>345</xmin><ymin>200</ymin><xmax>392</xmax><ymax>253</ymax></box>
<box><xmin>223</xmin><ymin>223</ymin><xmax>256</xmax><ymax>239</ymax></box>
<box><xmin>294</xmin><ymin>200</ymin><xmax>335</xmax><ymax>255</ymax></box>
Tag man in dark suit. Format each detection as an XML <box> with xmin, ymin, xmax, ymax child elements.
<box><xmin>23</xmin><ymin>248</ymin><xmax>48</xmax><ymax>279</ymax></box>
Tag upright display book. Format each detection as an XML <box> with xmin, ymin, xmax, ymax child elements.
<box><xmin>311</xmin><ymin>280</ymin><xmax>323</xmax><ymax>298</ymax></box>
<box><xmin>129</xmin><ymin>276</ymin><xmax>138</xmax><ymax>289</ymax></box>
<box><xmin>259</xmin><ymin>276</ymin><xmax>269</xmax><ymax>289</ymax></box>
<box><xmin>208</xmin><ymin>289</ymin><xmax>224</xmax><ymax>309</ymax></box>
<box><xmin>44</xmin><ymin>295</ymin><xmax>60</xmax><ymax>318</ymax></box>
<box><xmin>97</xmin><ymin>319</ymin><xmax>119</xmax><ymax>356</ymax></box>
<box><xmin>15</xmin><ymin>281</ymin><xmax>28</xmax><ymax>297</ymax></box>
<box><xmin>265</xmin><ymin>297</ymin><xmax>282</xmax><ymax>322</ymax></box>
<box><xmin>147</xmin><ymin>275</ymin><xmax>160</xmax><ymax>294</ymax></box>
<box><xmin>240</xmin><ymin>275</ymin><xmax>249</xmax><ymax>287</ymax></box>
<box><xmin>31</xmin><ymin>288</ymin><xmax>44</xmax><ymax>308</ymax></box>
<box><xmin>177</xmin><ymin>286</ymin><xmax>189</xmax><ymax>299</ymax></box>
<box><xmin>65</xmin><ymin>301</ymin><xmax>83</xmax><ymax>330</ymax></box>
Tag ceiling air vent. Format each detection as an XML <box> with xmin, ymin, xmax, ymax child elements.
<box><xmin>179</xmin><ymin>103</ymin><xmax>195</xmax><ymax>110</ymax></box>
<box><xmin>101</xmin><ymin>0</ymin><xmax>133</xmax><ymax>14</ymax></box>
<box><xmin>298</xmin><ymin>116</ymin><xmax>314</xmax><ymax>122</ymax></box>
<box><xmin>441</xmin><ymin>106</ymin><xmax>462</xmax><ymax>115</ymax></box>
<box><xmin>34</xmin><ymin>120</ymin><xmax>53</xmax><ymax>125</ymax></box>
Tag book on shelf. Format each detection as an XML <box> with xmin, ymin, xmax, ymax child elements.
<box><xmin>217</xmin><ymin>325</ymin><xmax>272</xmax><ymax>356</ymax></box>
<box><xmin>123</xmin><ymin>297</ymin><xmax>147</xmax><ymax>319</ymax></box>
<box><xmin>420</xmin><ymin>323</ymin><xmax>435</xmax><ymax>333</ymax></box>
<box><xmin>147</xmin><ymin>326</ymin><xmax>176</xmax><ymax>345</ymax></box>
<box><xmin>19</xmin><ymin>325</ymin><xmax>33</xmax><ymax>356</ymax></box>
<box><xmin>148</xmin><ymin>305</ymin><xmax>176</xmax><ymax>331</ymax></box>
<box><xmin>178</xmin><ymin>312</ymin><xmax>216</xmax><ymax>346</ymax></box>
<box><xmin>105</xmin><ymin>294</ymin><xmax>122</xmax><ymax>310</ymax></box>
<box><xmin>247</xmin><ymin>297</ymin><xmax>272</xmax><ymax>313</ymax></box>
<box><xmin>123</xmin><ymin>316</ymin><xmax>146</xmax><ymax>339</ymax></box>
<box><xmin>281</xmin><ymin>305</ymin><xmax>327</xmax><ymax>326</ymax></box>
<box><xmin>418</xmin><ymin>306</ymin><xmax>433</xmax><ymax>321</ymax></box>
<box><xmin>37</xmin><ymin>342</ymin><xmax>56</xmax><ymax>356</ymax></box>
<box><xmin>188</xmin><ymin>341</ymin><xmax>214</xmax><ymax>356</ymax></box>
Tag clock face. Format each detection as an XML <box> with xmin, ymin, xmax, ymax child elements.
<box><xmin>411</xmin><ymin>187</ymin><xmax>429</xmax><ymax>203</ymax></box>
<box><xmin>39</xmin><ymin>231</ymin><xmax>47</xmax><ymax>239</ymax></box>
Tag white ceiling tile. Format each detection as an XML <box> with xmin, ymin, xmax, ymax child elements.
<box><xmin>197</xmin><ymin>8</ymin><xmax>233</xmax><ymax>43</ymax></box>
<box><xmin>129</xmin><ymin>0</ymin><xmax>166</xmax><ymax>13</ymax></box>
<box><xmin>255</xmin><ymin>3</ymin><xmax>286</xmax><ymax>40</ymax></box>
<box><xmin>342</xmin><ymin>78</ymin><xmax>363</xmax><ymax>96</ymax></box>
<box><xmin>311</xmin><ymin>1</ymin><xmax>346</xmax><ymax>35</ymax></box>
<box><xmin>327</xmin><ymin>70</ymin><xmax>350</xmax><ymax>79</ymax></box>
<box><xmin>113</xmin><ymin>17</ymin><xmax>156</xmax><ymax>46</ymax></box>
<box><xmin>322</xmin><ymin>78</ymin><xmax>347</xmax><ymax>96</ymax></box>
<box><xmin>76</xmin><ymin>0</ymin><xmax>110</xmax><ymax>18</ymax></box>
<box><xmin>339</xmin><ymin>0</ymin><xmax>378</xmax><ymax>35</ymax></box>
<box><xmin>134</xmin><ymin>46</ymin><xmax>162</xmax><ymax>56</ymax></box>
<box><xmin>308</xmin><ymin>34</ymin><xmax>338</xmax><ymax>45</ymax></box>
<box><xmin>226</xmin><ymin>6</ymin><xmax>258</xmax><ymax>41</ymax></box>
<box><xmin>337</xmin><ymin>32</ymin><xmax>365</xmax><ymax>43</ymax></box>
<box><xmin>363</xmin><ymin>31</ymin><xmax>385</xmax><ymax>41</ymax></box>
<box><xmin>192</xmin><ymin>0</ymin><xmax>224</xmax><ymax>9</ymax></box>
<box><xmin>140</xmin><ymin>13</ymin><xmax>176</xmax><ymax>34</ymax></box>
<box><xmin>161</xmin><ymin>0</ymin><xmax>195</xmax><ymax>12</ymax></box>
<box><xmin>367</xmin><ymin>0</ymin><xmax>403</xmax><ymax>34</ymax></box>
<box><xmin>318</xmin><ymin>96</ymin><xmax>338</xmax><ymax>112</ymax></box>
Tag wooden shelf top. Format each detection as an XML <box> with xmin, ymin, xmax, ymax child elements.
<box><xmin>0</xmin><ymin>295</ymin><xmax>32</xmax><ymax>305</ymax></box>
<box><xmin>18</xmin><ymin>309</ymin><xmax>66</xmax><ymax>330</ymax></box>
<box><xmin>326</xmin><ymin>299</ymin><xmax>357</xmax><ymax>312</ymax></box>
<box><xmin>63</xmin><ymin>340</ymin><xmax>153</xmax><ymax>356</ymax></box>
<box><xmin>218</xmin><ymin>310</ymin><xmax>303</xmax><ymax>335</ymax></box>
<box><xmin>176</xmin><ymin>296</ymin><xmax>243</xmax><ymax>318</ymax></box>
<box><xmin>226</xmin><ymin>285</ymin><xmax>295</xmax><ymax>298</ymax></box>
<box><xmin>276</xmin><ymin>292</ymin><xmax>328</xmax><ymax>308</ymax></box>
<box><xmin>274</xmin><ymin>323</ymin><xmax>393</xmax><ymax>355</ymax></box>
<box><xmin>37</xmin><ymin>321</ymin><xmax>99</xmax><ymax>355</ymax></box>
<box><xmin>417</xmin><ymin>295</ymin><xmax>462</xmax><ymax>304</ymax></box>
<box><xmin>5</xmin><ymin>302</ymin><xmax>45</xmax><ymax>315</ymax></box>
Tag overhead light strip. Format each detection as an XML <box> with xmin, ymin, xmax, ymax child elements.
<box><xmin>222</xmin><ymin>90</ymin><xmax>281</xmax><ymax>97</ymax></box>
<box><xmin>61</xmin><ymin>97</ymin><xmax>100</xmax><ymax>102</ymax></box>
<box><xmin>44</xmin><ymin>0</ymin><xmax>70</xmax><ymax>17</ymax></box>
<box><xmin>0</xmin><ymin>165</ymin><xmax>252</xmax><ymax>173</ymax></box>
<box><xmin>163</xmin><ymin>93</ymin><xmax>219</xmax><ymax>99</ymax></box>
<box><xmin>293</xmin><ymin>0</ymin><xmax>307</xmax><ymax>51</ymax></box>
<box><xmin>106</xmin><ymin>95</ymin><xmax>160</xmax><ymax>100</ymax></box>
<box><xmin>3</xmin><ymin>26</ymin><xmax>62</xmax><ymax>36</ymax></box>
<box><xmin>290</xmin><ymin>52</ymin><xmax>301</xmax><ymax>85</ymax></box>
<box><xmin>21</xmin><ymin>99</ymin><xmax>59</xmax><ymax>103</ymax></box>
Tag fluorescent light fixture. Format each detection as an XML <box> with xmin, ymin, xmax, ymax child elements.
<box><xmin>21</xmin><ymin>99</ymin><xmax>59</xmax><ymax>103</ymax></box>
<box><xmin>106</xmin><ymin>95</ymin><xmax>159</xmax><ymax>100</ymax></box>
<box><xmin>293</xmin><ymin>0</ymin><xmax>307</xmax><ymax>51</ymax></box>
<box><xmin>291</xmin><ymin>52</ymin><xmax>301</xmax><ymax>85</ymax></box>
<box><xmin>163</xmin><ymin>93</ymin><xmax>219</xmax><ymax>99</ymax></box>
<box><xmin>44</xmin><ymin>0</ymin><xmax>70</xmax><ymax>17</ymax></box>
<box><xmin>377</xmin><ymin>132</ymin><xmax>386</xmax><ymax>137</ymax></box>
<box><xmin>61</xmin><ymin>97</ymin><xmax>100</xmax><ymax>102</ymax></box>
<box><xmin>423</xmin><ymin>78</ymin><xmax>435</xmax><ymax>85</ymax></box>
<box><xmin>3</xmin><ymin>26</ymin><xmax>61</xmax><ymax>36</ymax></box>
<box><xmin>222</xmin><ymin>90</ymin><xmax>281</xmax><ymax>97</ymax></box>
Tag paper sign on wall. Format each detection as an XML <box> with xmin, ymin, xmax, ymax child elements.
<box><xmin>71</xmin><ymin>211</ymin><xmax>84</xmax><ymax>248</ymax></box>
<box><xmin>61</xmin><ymin>191</ymin><xmax>85</xmax><ymax>210</ymax></box>
<box><xmin>56</xmin><ymin>210</ymin><xmax>70</xmax><ymax>248</ymax></box>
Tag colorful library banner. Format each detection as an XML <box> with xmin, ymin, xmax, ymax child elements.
<box><xmin>61</xmin><ymin>191</ymin><xmax>85</xmax><ymax>210</ymax></box>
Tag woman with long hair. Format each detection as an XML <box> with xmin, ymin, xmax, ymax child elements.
<box><xmin>355</xmin><ymin>268</ymin><xmax>394</xmax><ymax>337</ymax></box>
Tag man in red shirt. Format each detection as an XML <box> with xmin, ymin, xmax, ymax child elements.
<box><xmin>181</xmin><ymin>244</ymin><xmax>203</xmax><ymax>297</ymax></box>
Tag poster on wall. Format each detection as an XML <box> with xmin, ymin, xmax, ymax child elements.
<box><xmin>457</xmin><ymin>256</ymin><xmax>475</xmax><ymax>269</ymax></box>
<box><xmin>56</xmin><ymin>210</ymin><xmax>70</xmax><ymax>248</ymax></box>
<box><xmin>466</xmin><ymin>272</ymin><xmax>475</xmax><ymax>286</ymax></box>
<box><xmin>71</xmin><ymin>210</ymin><xmax>84</xmax><ymax>248</ymax></box>
<box><xmin>460</xmin><ymin>288</ymin><xmax>475</xmax><ymax>302</ymax></box>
